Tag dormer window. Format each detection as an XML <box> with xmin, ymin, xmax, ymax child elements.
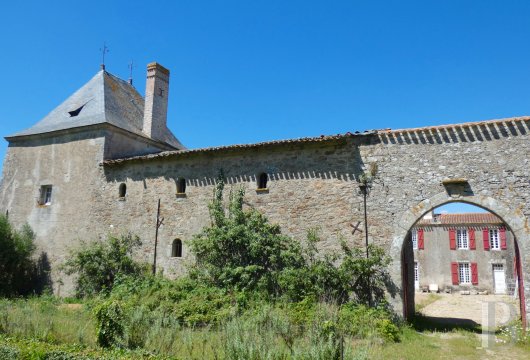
<box><xmin>38</xmin><ymin>185</ymin><xmax>53</xmax><ymax>206</ymax></box>
<box><xmin>68</xmin><ymin>105</ymin><xmax>85</xmax><ymax>117</ymax></box>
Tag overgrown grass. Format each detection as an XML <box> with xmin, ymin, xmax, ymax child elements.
<box><xmin>0</xmin><ymin>297</ymin><xmax>393</xmax><ymax>359</ymax></box>
<box><xmin>1</xmin><ymin>297</ymin><xmax>529</xmax><ymax>359</ymax></box>
<box><xmin>0</xmin><ymin>296</ymin><xmax>95</xmax><ymax>347</ymax></box>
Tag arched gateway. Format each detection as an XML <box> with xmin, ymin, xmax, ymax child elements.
<box><xmin>390</xmin><ymin>192</ymin><xmax>528</xmax><ymax>325</ymax></box>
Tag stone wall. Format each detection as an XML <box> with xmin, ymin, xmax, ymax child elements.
<box><xmin>1</xmin><ymin>117</ymin><xmax>529</xmax><ymax>321</ymax></box>
<box><xmin>101</xmin><ymin>118</ymin><xmax>530</xmax><ymax>320</ymax></box>
<box><xmin>0</xmin><ymin>129</ymin><xmax>107</xmax><ymax>295</ymax></box>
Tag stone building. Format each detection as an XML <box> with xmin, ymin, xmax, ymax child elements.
<box><xmin>1</xmin><ymin>62</ymin><xmax>529</xmax><ymax>323</ymax></box>
<box><xmin>411</xmin><ymin>212</ymin><xmax>515</xmax><ymax>294</ymax></box>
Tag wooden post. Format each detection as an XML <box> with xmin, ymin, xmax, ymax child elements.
<box><xmin>152</xmin><ymin>199</ymin><xmax>164</xmax><ymax>275</ymax></box>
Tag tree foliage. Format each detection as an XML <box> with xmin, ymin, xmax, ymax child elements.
<box><xmin>189</xmin><ymin>175</ymin><xmax>305</xmax><ymax>296</ymax></box>
<box><xmin>189</xmin><ymin>173</ymin><xmax>393</xmax><ymax>306</ymax></box>
<box><xmin>0</xmin><ymin>215</ymin><xmax>43</xmax><ymax>296</ymax></box>
<box><xmin>63</xmin><ymin>233</ymin><xmax>146</xmax><ymax>297</ymax></box>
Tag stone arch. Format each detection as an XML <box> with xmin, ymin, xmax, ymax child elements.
<box><xmin>389</xmin><ymin>192</ymin><xmax>529</xmax><ymax>326</ymax></box>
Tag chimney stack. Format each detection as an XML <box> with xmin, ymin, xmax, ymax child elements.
<box><xmin>143</xmin><ymin>62</ymin><xmax>170</xmax><ymax>141</ymax></box>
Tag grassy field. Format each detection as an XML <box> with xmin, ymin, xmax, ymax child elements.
<box><xmin>0</xmin><ymin>297</ymin><xmax>529</xmax><ymax>359</ymax></box>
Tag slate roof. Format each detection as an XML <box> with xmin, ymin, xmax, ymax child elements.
<box><xmin>6</xmin><ymin>70</ymin><xmax>185</xmax><ymax>149</ymax></box>
<box><xmin>417</xmin><ymin>213</ymin><xmax>503</xmax><ymax>226</ymax></box>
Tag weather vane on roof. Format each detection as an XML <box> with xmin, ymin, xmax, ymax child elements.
<box><xmin>128</xmin><ymin>60</ymin><xmax>134</xmax><ymax>85</ymax></box>
<box><xmin>100</xmin><ymin>42</ymin><xmax>109</xmax><ymax>70</ymax></box>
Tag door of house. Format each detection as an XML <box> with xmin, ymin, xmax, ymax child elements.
<box><xmin>414</xmin><ymin>262</ymin><xmax>419</xmax><ymax>291</ymax></box>
<box><xmin>493</xmin><ymin>264</ymin><xmax>506</xmax><ymax>294</ymax></box>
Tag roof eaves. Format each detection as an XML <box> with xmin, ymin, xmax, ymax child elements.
<box><xmin>102</xmin><ymin>130</ymin><xmax>377</xmax><ymax>165</ymax></box>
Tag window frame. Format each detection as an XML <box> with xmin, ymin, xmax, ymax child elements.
<box><xmin>458</xmin><ymin>262</ymin><xmax>471</xmax><ymax>284</ymax></box>
<box><xmin>456</xmin><ymin>229</ymin><xmax>469</xmax><ymax>250</ymax></box>
<box><xmin>489</xmin><ymin>229</ymin><xmax>500</xmax><ymax>250</ymax></box>
<box><xmin>39</xmin><ymin>185</ymin><xmax>53</xmax><ymax>206</ymax></box>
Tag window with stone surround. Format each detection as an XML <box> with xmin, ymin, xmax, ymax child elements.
<box><xmin>119</xmin><ymin>183</ymin><xmax>126</xmax><ymax>198</ymax></box>
<box><xmin>38</xmin><ymin>185</ymin><xmax>53</xmax><ymax>206</ymax></box>
<box><xmin>172</xmin><ymin>239</ymin><xmax>182</xmax><ymax>257</ymax></box>
<box><xmin>177</xmin><ymin>178</ymin><xmax>186</xmax><ymax>194</ymax></box>
<box><xmin>257</xmin><ymin>173</ymin><xmax>268</xmax><ymax>190</ymax></box>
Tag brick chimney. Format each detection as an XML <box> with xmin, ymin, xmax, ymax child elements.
<box><xmin>143</xmin><ymin>62</ymin><xmax>170</xmax><ymax>140</ymax></box>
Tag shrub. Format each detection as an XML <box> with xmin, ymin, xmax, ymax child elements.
<box><xmin>0</xmin><ymin>345</ymin><xmax>19</xmax><ymax>360</ymax></box>
<box><xmin>94</xmin><ymin>300</ymin><xmax>125</xmax><ymax>348</ymax></box>
<box><xmin>188</xmin><ymin>174</ymin><xmax>306</xmax><ymax>297</ymax></box>
<box><xmin>63</xmin><ymin>234</ymin><xmax>147</xmax><ymax>297</ymax></box>
<box><xmin>0</xmin><ymin>215</ymin><xmax>47</xmax><ymax>296</ymax></box>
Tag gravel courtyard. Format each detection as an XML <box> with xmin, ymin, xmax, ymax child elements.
<box><xmin>416</xmin><ymin>293</ymin><xmax>520</xmax><ymax>327</ymax></box>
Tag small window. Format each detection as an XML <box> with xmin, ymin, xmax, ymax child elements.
<box><xmin>119</xmin><ymin>183</ymin><xmax>127</xmax><ymax>198</ymax></box>
<box><xmin>172</xmin><ymin>239</ymin><xmax>182</xmax><ymax>257</ymax></box>
<box><xmin>411</xmin><ymin>230</ymin><xmax>418</xmax><ymax>250</ymax></box>
<box><xmin>489</xmin><ymin>229</ymin><xmax>500</xmax><ymax>250</ymax></box>
<box><xmin>458</xmin><ymin>263</ymin><xmax>471</xmax><ymax>284</ymax></box>
<box><xmin>39</xmin><ymin>185</ymin><xmax>53</xmax><ymax>205</ymax></box>
<box><xmin>176</xmin><ymin>178</ymin><xmax>186</xmax><ymax>194</ymax></box>
<box><xmin>457</xmin><ymin>229</ymin><xmax>469</xmax><ymax>249</ymax></box>
<box><xmin>257</xmin><ymin>173</ymin><xmax>268</xmax><ymax>189</ymax></box>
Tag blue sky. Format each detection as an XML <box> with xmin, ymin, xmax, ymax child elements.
<box><xmin>0</xmin><ymin>1</ymin><xmax>527</xmax><ymax>215</ymax></box>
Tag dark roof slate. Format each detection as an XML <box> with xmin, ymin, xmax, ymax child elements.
<box><xmin>7</xmin><ymin>70</ymin><xmax>185</xmax><ymax>149</ymax></box>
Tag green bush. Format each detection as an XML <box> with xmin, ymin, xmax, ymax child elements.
<box><xmin>0</xmin><ymin>345</ymin><xmax>19</xmax><ymax>360</ymax></box>
<box><xmin>63</xmin><ymin>234</ymin><xmax>147</xmax><ymax>297</ymax></box>
<box><xmin>189</xmin><ymin>174</ymin><xmax>306</xmax><ymax>297</ymax></box>
<box><xmin>94</xmin><ymin>300</ymin><xmax>125</xmax><ymax>348</ymax></box>
<box><xmin>0</xmin><ymin>216</ymin><xmax>47</xmax><ymax>296</ymax></box>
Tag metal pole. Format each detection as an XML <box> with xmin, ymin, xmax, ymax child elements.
<box><xmin>152</xmin><ymin>198</ymin><xmax>161</xmax><ymax>275</ymax></box>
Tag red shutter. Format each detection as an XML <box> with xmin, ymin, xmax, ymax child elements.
<box><xmin>483</xmin><ymin>228</ymin><xmax>490</xmax><ymax>250</ymax></box>
<box><xmin>471</xmin><ymin>262</ymin><xmax>478</xmax><ymax>285</ymax></box>
<box><xmin>418</xmin><ymin>229</ymin><xmax>424</xmax><ymax>250</ymax></box>
<box><xmin>469</xmin><ymin>228</ymin><xmax>476</xmax><ymax>250</ymax></box>
<box><xmin>451</xmin><ymin>262</ymin><xmax>459</xmax><ymax>285</ymax></box>
<box><xmin>449</xmin><ymin>229</ymin><xmax>456</xmax><ymax>250</ymax></box>
<box><xmin>500</xmin><ymin>228</ymin><xmax>507</xmax><ymax>250</ymax></box>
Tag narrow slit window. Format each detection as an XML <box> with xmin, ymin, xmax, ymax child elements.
<box><xmin>177</xmin><ymin>178</ymin><xmax>186</xmax><ymax>194</ymax></box>
<box><xmin>257</xmin><ymin>173</ymin><xmax>268</xmax><ymax>189</ymax></box>
<box><xmin>172</xmin><ymin>239</ymin><xmax>182</xmax><ymax>257</ymax></box>
<box><xmin>119</xmin><ymin>183</ymin><xmax>127</xmax><ymax>198</ymax></box>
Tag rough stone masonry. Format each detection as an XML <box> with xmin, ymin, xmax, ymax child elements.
<box><xmin>1</xmin><ymin>62</ymin><xmax>529</xmax><ymax>323</ymax></box>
